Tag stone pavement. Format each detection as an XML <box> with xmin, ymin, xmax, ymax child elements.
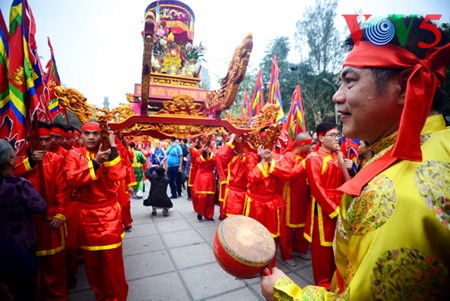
<box><xmin>69</xmin><ymin>181</ymin><xmax>314</xmax><ymax>300</ymax></box>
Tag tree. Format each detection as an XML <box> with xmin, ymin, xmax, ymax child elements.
<box><xmin>292</xmin><ymin>0</ymin><xmax>344</xmax><ymax>131</ymax></box>
<box><xmin>259</xmin><ymin>37</ymin><xmax>296</xmax><ymax>113</ymax></box>
<box><xmin>294</xmin><ymin>0</ymin><xmax>342</xmax><ymax>75</ymax></box>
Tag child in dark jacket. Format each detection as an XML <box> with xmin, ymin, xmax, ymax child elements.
<box><xmin>144</xmin><ymin>167</ymin><xmax>173</xmax><ymax>216</ymax></box>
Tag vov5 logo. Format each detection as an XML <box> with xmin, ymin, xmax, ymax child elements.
<box><xmin>342</xmin><ymin>14</ymin><xmax>442</xmax><ymax>48</ymax></box>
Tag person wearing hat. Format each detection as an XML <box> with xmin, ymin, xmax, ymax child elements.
<box><xmin>64</xmin><ymin>121</ymin><xmax>128</xmax><ymax>300</ymax></box>
<box><xmin>0</xmin><ymin>139</ymin><xmax>47</xmax><ymax>301</ymax></box>
<box><xmin>261</xmin><ymin>15</ymin><xmax>450</xmax><ymax>300</ymax></box>
<box><xmin>13</xmin><ymin>122</ymin><xmax>70</xmax><ymax>300</ymax></box>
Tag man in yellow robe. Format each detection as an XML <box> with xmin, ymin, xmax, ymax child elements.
<box><xmin>261</xmin><ymin>15</ymin><xmax>450</xmax><ymax>300</ymax></box>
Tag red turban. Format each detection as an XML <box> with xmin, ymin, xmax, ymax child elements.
<box><xmin>344</xmin><ymin>41</ymin><xmax>450</xmax><ymax>161</ymax></box>
<box><xmin>81</xmin><ymin>122</ymin><xmax>101</xmax><ymax>132</ymax></box>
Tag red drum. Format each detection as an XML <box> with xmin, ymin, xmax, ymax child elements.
<box><xmin>213</xmin><ymin>215</ymin><xmax>276</xmax><ymax>279</ymax></box>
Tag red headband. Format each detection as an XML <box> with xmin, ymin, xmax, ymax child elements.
<box><xmin>81</xmin><ymin>122</ymin><xmax>101</xmax><ymax>132</ymax></box>
<box><xmin>39</xmin><ymin>128</ymin><xmax>51</xmax><ymax>136</ymax></box>
<box><xmin>51</xmin><ymin>127</ymin><xmax>65</xmax><ymax>136</ymax></box>
<box><xmin>344</xmin><ymin>41</ymin><xmax>450</xmax><ymax>161</ymax></box>
<box><xmin>317</xmin><ymin>127</ymin><xmax>337</xmax><ymax>138</ymax></box>
<box><xmin>282</xmin><ymin>137</ymin><xmax>313</xmax><ymax>154</ymax></box>
<box><xmin>65</xmin><ymin>131</ymin><xmax>74</xmax><ymax>138</ymax></box>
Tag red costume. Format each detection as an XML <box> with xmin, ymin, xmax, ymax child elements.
<box><xmin>305</xmin><ymin>148</ymin><xmax>345</xmax><ymax>289</ymax></box>
<box><xmin>215</xmin><ymin>144</ymin><xmax>229</xmax><ymax>220</ymax></box>
<box><xmin>188</xmin><ymin>147</ymin><xmax>201</xmax><ymax>212</ymax></box>
<box><xmin>14</xmin><ymin>152</ymin><xmax>69</xmax><ymax>300</ymax></box>
<box><xmin>116</xmin><ymin>139</ymin><xmax>136</xmax><ymax>230</ymax></box>
<box><xmin>64</xmin><ymin>145</ymin><xmax>128</xmax><ymax>301</ymax></box>
<box><xmin>193</xmin><ymin>150</ymin><xmax>216</xmax><ymax>220</ymax></box>
<box><xmin>216</xmin><ymin>142</ymin><xmax>248</xmax><ymax>217</ymax></box>
<box><xmin>244</xmin><ymin>153</ymin><xmax>285</xmax><ymax>238</ymax></box>
<box><xmin>271</xmin><ymin>150</ymin><xmax>310</xmax><ymax>261</ymax></box>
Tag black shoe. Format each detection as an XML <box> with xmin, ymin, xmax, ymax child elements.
<box><xmin>151</xmin><ymin>209</ymin><xmax>157</xmax><ymax>216</ymax></box>
<box><xmin>197</xmin><ymin>214</ymin><xmax>203</xmax><ymax>221</ymax></box>
<box><xmin>170</xmin><ymin>195</ymin><xmax>177</xmax><ymax>199</ymax></box>
<box><xmin>163</xmin><ymin>208</ymin><xmax>169</xmax><ymax>217</ymax></box>
<box><xmin>207</xmin><ymin>218</ymin><xmax>216</xmax><ymax>223</ymax></box>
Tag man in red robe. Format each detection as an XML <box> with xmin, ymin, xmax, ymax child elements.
<box><xmin>64</xmin><ymin>121</ymin><xmax>128</xmax><ymax>300</ymax></box>
<box><xmin>193</xmin><ymin>141</ymin><xmax>216</xmax><ymax>222</ymax></box>
<box><xmin>271</xmin><ymin>132</ymin><xmax>312</xmax><ymax>267</ymax></box>
<box><xmin>14</xmin><ymin>122</ymin><xmax>69</xmax><ymax>300</ymax></box>
<box><xmin>244</xmin><ymin>144</ymin><xmax>285</xmax><ymax>240</ymax></box>
<box><xmin>304</xmin><ymin>122</ymin><xmax>351</xmax><ymax>289</ymax></box>
<box><xmin>216</xmin><ymin>134</ymin><xmax>248</xmax><ymax>218</ymax></box>
<box><xmin>188</xmin><ymin>138</ymin><xmax>202</xmax><ymax>212</ymax></box>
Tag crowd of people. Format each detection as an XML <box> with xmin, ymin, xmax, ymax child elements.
<box><xmin>0</xmin><ymin>15</ymin><xmax>449</xmax><ymax>301</ymax></box>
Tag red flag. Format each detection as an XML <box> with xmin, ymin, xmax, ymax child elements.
<box><xmin>267</xmin><ymin>55</ymin><xmax>284</xmax><ymax>122</ymax></box>
<box><xmin>250</xmin><ymin>70</ymin><xmax>264</xmax><ymax>117</ymax></box>
<box><xmin>45</xmin><ymin>37</ymin><xmax>66</xmax><ymax>121</ymax></box>
<box><xmin>8</xmin><ymin>0</ymin><xmax>50</xmax><ymax>156</ymax></box>
<box><xmin>0</xmin><ymin>9</ymin><xmax>13</xmax><ymax>141</ymax></box>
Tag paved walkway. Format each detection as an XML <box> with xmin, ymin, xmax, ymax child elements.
<box><xmin>69</xmin><ymin>181</ymin><xmax>314</xmax><ymax>300</ymax></box>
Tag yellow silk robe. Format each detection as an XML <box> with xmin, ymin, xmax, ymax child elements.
<box><xmin>272</xmin><ymin>115</ymin><xmax>450</xmax><ymax>300</ymax></box>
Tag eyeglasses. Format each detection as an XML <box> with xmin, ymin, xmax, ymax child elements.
<box><xmin>324</xmin><ymin>133</ymin><xmax>341</xmax><ymax>138</ymax></box>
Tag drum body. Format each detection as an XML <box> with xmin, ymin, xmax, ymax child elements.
<box><xmin>213</xmin><ymin>215</ymin><xmax>275</xmax><ymax>279</ymax></box>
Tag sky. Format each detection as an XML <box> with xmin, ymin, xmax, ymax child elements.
<box><xmin>1</xmin><ymin>0</ymin><xmax>449</xmax><ymax>109</ymax></box>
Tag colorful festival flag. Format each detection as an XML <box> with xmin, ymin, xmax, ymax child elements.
<box><xmin>8</xmin><ymin>0</ymin><xmax>50</xmax><ymax>156</ymax></box>
<box><xmin>45</xmin><ymin>37</ymin><xmax>66</xmax><ymax>120</ymax></box>
<box><xmin>267</xmin><ymin>55</ymin><xmax>285</xmax><ymax>122</ymax></box>
<box><xmin>250</xmin><ymin>70</ymin><xmax>264</xmax><ymax>117</ymax></box>
<box><xmin>240</xmin><ymin>90</ymin><xmax>250</xmax><ymax>118</ymax></box>
<box><xmin>341</xmin><ymin>136</ymin><xmax>360</xmax><ymax>173</ymax></box>
<box><xmin>0</xmin><ymin>9</ymin><xmax>13</xmax><ymax>141</ymax></box>
<box><xmin>284</xmin><ymin>85</ymin><xmax>306</xmax><ymax>141</ymax></box>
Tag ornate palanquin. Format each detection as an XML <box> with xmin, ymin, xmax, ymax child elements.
<box><xmin>56</xmin><ymin>0</ymin><xmax>281</xmax><ymax>147</ymax></box>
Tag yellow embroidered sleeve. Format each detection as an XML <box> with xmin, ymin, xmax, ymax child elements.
<box><xmin>273</xmin><ymin>276</ymin><xmax>340</xmax><ymax>300</ymax></box>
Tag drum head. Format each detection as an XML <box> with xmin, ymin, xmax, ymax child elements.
<box><xmin>219</xmin><ymin>215</ymin><xmax>275</xmax><ymax>266</ymax></box>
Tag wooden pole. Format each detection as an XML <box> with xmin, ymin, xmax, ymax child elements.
<box><xmin>140</xmin><ymin>13</ymin><xmax>155</xmax><ymax>116</ymax></box>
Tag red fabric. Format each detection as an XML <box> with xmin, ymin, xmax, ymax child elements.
<box><xmin>189</xmin><ymin>148</ymin><xmax>201</xmax><ymax>212</ymax></box>
<box><xmin>81</xmin><ymin>122</ymin><xmax>100</xmax><ymax>132</ymax></box>
<box><xmin>344</xmin><ymin>41</ymin><xmax>450</xmax><ymax>161</ymax></box>
<box><xmin>217</xmin><ymin>143</ymin><xmax>248</xmax><ymax>217</ymax></box>
<box><xmin>64</xmin><ymin>147</ymin><xmax>126</xmax><ymax>248</ymax></box>
<box><xmin>193</xmin><ymin>152</ymin><xmax>216</xmax><ymax>219</ymax></box>
<box><xmin>281</xmin><ymin>138</ymin><xmax>312</xmax><ymax>155</ymax></box>
<box><xmin>310</xmin><ymin>216</ymin><xmax>336</xmax><ymax>290</ymax></box>
<box><xmin>244</xmin><ymin>152</ymin><xmax>286</xmax><ymax>237</ymax></box>
<box><xmin>14</xmin><ymin>152</ymin><xmax>69</xmax><ymax>300</ymax></box>
<box><xmin>304</xmin><ymin>149</ymin><xmax>344</xmax><ymax>244</ymax></box>
<box><xmin>51</xmin><ymin>127</ymin><xmax>65</xmax><ymax>136</ymax></box>
<box><xmin>38</xmin><ymin>128</ymin><xmax>51</xmax><ymax>136</ymax></box>
<box><xmin>271</xmin><ymin>151</ymin><xmax>310</xmax><ymax>260</ymax></box>
<box><xmin>36</xmin><ymin>250</ymin><xmax>68</xmax><ymax>300</ymax></box>
<box><xmin>82</xmin><ymin>248</ymin><xmax>128</xmax><ymax>301</ymax></box>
